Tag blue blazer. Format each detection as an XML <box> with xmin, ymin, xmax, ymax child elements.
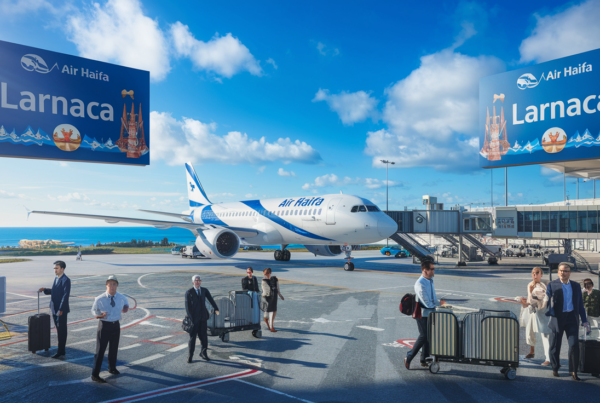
<box><xmin>545</xmin><ymin>279</ymin><xmax>587</xmax><ymax>325</ymax></box>
<box><xmin>44</xmin><ymin>275</ymin><xmax>71</xmax><ymax>314</ymax></box>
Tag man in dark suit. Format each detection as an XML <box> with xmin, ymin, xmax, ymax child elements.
<box><xmin>185</xmin><ymin>275</ymin><xmax>219</xmax><ymax>363</ymax></box>
<box><xmin>546</xmin><ymin>263</ymin><xmax>589</xmax><ymax>381</ymax></box>
<box><xmin>38</xmin><ymin>260</ymin><xmax>70</xmax><ymax>359</ymax></box>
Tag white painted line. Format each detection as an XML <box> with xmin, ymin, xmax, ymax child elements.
<box><xmin>119</xmin><ymin>343</ymin><xmax>142</xmax><ymax>351</ymax></box>
<box><xmin>149</xmin><ymin>335</ymin><xmax>173</xmax><ymax>342</ymax></box>
<box><xmin>166</xmin><ymin>343</ymin><xmax>189</xmax><ymax>353</ymax></box>
<box><xmin>235</xmin><ymin>379</ymin><xmax>315</xmax><ymax>403</ymax></box>
<box><xmin>7</xmin><ymin>292</ymin><xmax>47</xmax><ymax>299</ymax></box>
<box><xmin>122</xmin><ymin>335</ymin><xmax>138</xmax><ymax>339</ymax></box>
<box><xmin>137</xmin><ymin>273</ymin><xmax>154</xmax><ymax>289</ymax></box>
<box><xmin>0</xmin><ymin>355</ymin><xmax>94</xmax><ymax>376</ymax></box>
<box><xmin>356</xmin><ymin>325</ymin><xmax>385</xmax><ymax>331</ymax></box>
<box><xmin>129</xmin><ymin>354</ymin><xmax>164</xmax><ymax>366</ymax></box>
<box><xmin>140</xmin><ymin>321</ymin><xmax>170</xmax><ymax>329</ymax></box>
<box><xmin>68</xmin><ymin>338</ymin><xmax>96</xmax><ymax>347</ymax></box>
<box><xmin>72</xmin><ymin>326</ymin><xmax>97</xmax><ymax>332</ymax></box>
<box><xmin>229</xmin><ymin>355</ymin><xmax>263</xmax><ymax>368</ymax></box>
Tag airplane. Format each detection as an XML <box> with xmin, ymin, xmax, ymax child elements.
<box><xmin>30</xmin><ymin>162</ymin><xmax>398</xmax><ymax>271</ymax></box>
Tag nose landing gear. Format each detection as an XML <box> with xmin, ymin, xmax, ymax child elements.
<box><xmin>342</xmin><ymin>244</ymin><xmax>354</xmax><ymax>271</ymax></box>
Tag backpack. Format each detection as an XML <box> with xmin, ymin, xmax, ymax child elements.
<box><xmin>400</xmin><ymin>293</ymin><xmax>416</xmax><ymax>316</ymax></box>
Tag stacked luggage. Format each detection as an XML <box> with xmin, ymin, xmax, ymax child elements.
<box><xmin>427</xmin><ymin>308</ymin><xmax>519</xmax><ymax>380</ymax></box>
<box><xmin>207</xmin><ymin>291</ymin><xmax>262</xmax><ymax>342</ymax></box>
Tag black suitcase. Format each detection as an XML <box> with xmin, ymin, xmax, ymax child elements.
<box><xmin>579</xmin><ymin>339</ymin><xmax>600</xmax><ymax>374</ymax></box>
<box><xmin>28</xmin><ymin>291</ymin><xmax>51</xmax><ymax>354</ymax></box>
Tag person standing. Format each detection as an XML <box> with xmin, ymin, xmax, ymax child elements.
<box><xmin>546</xmin><ymin>263</ymin><xmax>590</xmax><ymax>381</ymax></box>
<box><xmin>38</xmin><ymin>260</ymin><xmax>70</xmax><ymax>359</ymax></box>
<box><xmin>404</xmin><ymin>260</ymin><xmax>444</xmax><ymax>369</ymax></box>
<box><xmin>582</xmin><ymin>278</ymin><xmax>600</xmax><ymax>340</ymax></box>
<box><xmin>185</xmin><ymin>275</ymin><xmax>219</xmax><ymax>363</ymax></box>
<box><xmin>261</xmin><ymin>268</ymin><xmax>284</xmax><ymax>332</ymax></box>
<box><xmin>241</xmin><ymin>267</ymin><xmax>259</xmax><ymax>292</ymax></box>
<box><xmin>520</xmin><ymin>267</ymin><xmax>551</xmax><ymax>366</ymax></box>
<box><xmin>90</xmin><ymin>275</ymin><xmax>129</xmax><ymax>383</ymax></box>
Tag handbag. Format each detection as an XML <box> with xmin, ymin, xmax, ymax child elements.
<box><xmin>182</xmin><ymin>316</ymin><xmax>193</xmax><ymax>333</ymax></box>
<box><xmin>412</xmin><ymin>302</ymin><xmax>422</xmax><ymax>320</ymax></box>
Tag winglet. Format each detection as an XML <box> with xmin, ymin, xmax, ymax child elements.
<box><xmin>23</xmin><ymin>205</ymin><xmax>32</xmax><ymax>221</ymax></box>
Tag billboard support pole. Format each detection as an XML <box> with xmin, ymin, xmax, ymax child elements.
<box><xmin>564</xmin><ymin>174</ymin><xmax>566</xmax><ymax>203</ymax></box>
<box><xmin>491</xmin><ymin>169</ymin><xmax>493</xmax><ymax>208</ymax></box>
<box><xmin>505</xmin><ymin>167</ymin><xmax>507</xmax><ymax>206</ymax></box>
<box><xmin>577</xmin><ymin>178</ymin><xmax>580</xmax><ymax>200</ymax></box>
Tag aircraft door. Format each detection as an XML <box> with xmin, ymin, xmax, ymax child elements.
<box><xmin>325</xmin><ymin>197</ymin><xmax>342</xmax><ymax>225</ymax></box>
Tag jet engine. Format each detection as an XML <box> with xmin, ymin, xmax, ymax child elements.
<box><xmin>195</xmin><ymin>228</ymin><xmax>240</xmax><ymax>259</ymax></box>
<box><xmin>304</xmin><ymin>245</ymin><xmax>343</xmax><ymax>257</ymax></box>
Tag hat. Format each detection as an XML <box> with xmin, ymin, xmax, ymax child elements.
<box><xmin>106</xmin><ymin>275</ymin><xmax>119</xmax><ymax>285</ymax></box>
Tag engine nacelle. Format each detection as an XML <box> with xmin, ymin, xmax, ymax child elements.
<box><xmin>304</xmin><ymin>245</ymin><xmax>342</xmax><ymax>257</ymax></box>
<box><xmin>195</xmin><ymin>228</ymin><xmax>240</xmax><ymax>259</ymax></box>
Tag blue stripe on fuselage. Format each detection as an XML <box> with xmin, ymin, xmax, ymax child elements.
<box><xmin>200</xmin><ymin>205</ymin><xmax>227</xmax><ymax>226</ymax></box>
<box><xmin>242</xmin><ymin>200</ymin><xmax>332</xmax><ymax>241</ymax></box>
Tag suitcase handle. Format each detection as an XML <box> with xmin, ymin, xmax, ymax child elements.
<box><xmin>37</xmin><ymin>290</ymin><xmax>40</xmax><ymax>314</ymax></box>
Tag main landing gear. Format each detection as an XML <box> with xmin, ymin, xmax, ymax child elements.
<box><xmin>342</xmin><ymin>244</ymin><xmax>354</xmax><ymax>271</ymax></box>
<box><xmin>274</xmin><ymin>249</ymin><xmax>291</xmax><ymax>261</ymax></box>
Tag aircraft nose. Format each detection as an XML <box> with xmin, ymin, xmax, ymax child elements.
<box><xmin>378</xmin><ymin>215</ymin><xmax>398</xmax><ymax>238</ymax></box>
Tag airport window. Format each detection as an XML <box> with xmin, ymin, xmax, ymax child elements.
<box><xmin>579</xmin><ymin>210</ymin><xmax>588</xmax><ymax>233</ymax></box>
<box><xmin>533</xmin><ymin>211</ymin><xmax>541</xmax><ymax>232</ymax></box>
<box><xmin>517</xmin><ymin>211</ymin><xmax>524</xmax><ymax>232</ymax></box>
<box><xmin>542</xmin><ymin>211</ymin><xmax>550</xmax><ymax>232</ymax></box>
<box><xmin>550</xmin><ymin>211</ymin><xmax>558</xmax><ymax>232</ymax></box>
<box><xmin>589</xmin><ymin>210</ymin><xmax>598</xmax><ymax>232</ymax></box>
<box><xmin>560</xmin><ymin>211</ymin><xmax>569</xmax><ymax>232</ymax></box>
<box><xmin>351</xmin><ymin>206</ymin><xmax>358</xmax><ymax>213</ymax></box>
<box><xmin>569</xmin><ymin>211</ymin><xmax>578</xmax><ymax>232</ymax></box>
<box><xmin>464</xmin><ymin>218</ymin><xmax>470</xmax><ymax>231</ymax></box>
<box><xmin>367</xmin><ymin>205</ymin><xmax>380</xmax><ymax>212</ymax></box>
<box><xmin>358</xmin><ymin>205</ymin><xmax>367</xmax><ymax>212</ymax></box>
<box><xmin>524</xmin><ymin>211</ymin><xmax>533</xmax><ymax>232</ymax></box>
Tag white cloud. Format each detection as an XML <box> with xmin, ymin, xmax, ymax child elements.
<box><xmin>363</xmin><ymin>178</ymin><xmax>402</xmax><ymax>190</ymax></box>
<box><xmin>520</xmin><ymin>0</ymin><xmax>600</xmax><ymax>63</ymax></box>
<box><xmin>266</xmin><ymin>58</ymin><xmax>278</xmax><ymax>70</ymax></box>
<box><xmin>0</xmin><ymin>0</ymin><xmax>56</xmax><ymax>15</ymax></box>
<box><xmin>245</xmin><ymin>193</ymin><xmax>257</xmax><ymax>198</ymax></box>
<box><xmin>150</xmin><ymin>112</ymin><xmax>321</xmax><ymax>165</ymax></box>
<box><xmin>313</xmin><ymin>89</ymin><xmax>378</xmax><ymax>125</ymax></box>
<box><xmin>302</xmin><ymin>174</ymin><xmax>405</xmax><ymax>191</ymax></box>
<box><xmin>365</xmin><ymin>46</ymin><xmax>503</xmax><ymax>172</ymax></box>
<box><xmin>66</xmin><ymin>0</ymin><xmax>171</xmax><ymax>81</ymax></box>
<box><xmin>278</xmin><ymin>168</ymin><xmax>296</xmax><ymax>177</ymax></box>
<box><xmin>0</xmin><ymin>190</ymin><xmax>22</xmax><ymax>198</ymax></box>
<box><xmin>59</xmin><ymin>162</ymin><xmax>68</xmax><ymax>167</ymax></box>
<box><xmin>170</xmin><ymin>22</ymin><xmax>262</xmax><ymax>79</ymax></box>
<box><xmin>257</xmin><ymin>166</ymin><xmax>266</xmax><ymax>174</ymax></box>
<box><xmin>316</xmin><ymin>42</ymin><xmax>340</xmax><ymax>56</ymax></box>
<box><xmin>56</xmin><ymin>192</ymin><xmax>91</xmax><ymax>202</ymax></box>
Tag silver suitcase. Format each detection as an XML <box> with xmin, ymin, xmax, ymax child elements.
<box><xmin>230</xmin><ymin>291</ymin><xmax>253</xmax><ymax>326</ymax></box>
<box><xmin>462</xmin><ymin>312</ymin><xmax>483</xmax><ymax>359</ymax></box>
<box><xmin>209</xmin><ymin>297</ymin><xmax>235</xmax><ymax>330</ymax></box>
<box><xmin>428</xmin><ymin>311</ymin><xmax>459</xmax><ymax>358</ymax></box>
<box><xmin>480</xmin><ymin>312</ymin><xmax>519</xmax><ymax>362</ymax></box>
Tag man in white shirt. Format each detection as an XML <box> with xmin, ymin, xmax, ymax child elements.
<box><xmin>404</xmin><ymin>260</ymin><xmax>444</xmax><ymax>369</ymax></box>
<box><xmin>90</xmin><ymin>275</ymin><xmax>129</xmax><ymax>383</ymax></box>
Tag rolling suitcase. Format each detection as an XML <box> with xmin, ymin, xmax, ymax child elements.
<box><xmin>28</xmin><ymin>291</ymin><xmax>51</xmax><ymax>354</ymax></box>
<box><xmin>463</xmin><ymin>310</ymin><xmax>515</xmax><ymax>359</ymax></box>
<box><xmin>230</xmin><ymin>291</ymin><xmax>253</xmax><ymax>327</ymax></box>
<box><xmin>428</xmin><ymin>310</ymin><xmax>459</xmax><ymax>358</ymax></box>
<box><xmin>480</xmin><ymin>310</ymin><xmax>519</xmax><ymax>362</ymax></box>
<box><xmin>579</xmin><ymin>330</ymin><xmax>600</xmax><ymax>375</ymax></box>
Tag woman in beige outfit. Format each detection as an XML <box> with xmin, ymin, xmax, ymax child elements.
<box><xmin>520</xmin><ymin>267</ymin><xmax>551</xmax><ymax>366</ymax></box>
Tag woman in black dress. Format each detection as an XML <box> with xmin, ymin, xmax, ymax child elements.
<box><xmin>241</xmin><ymin>267</ymin><xmax>259</xmax><ymax>292</ymax></box>
<box><xmin>261</xmin><ymin>268</ymin><xmax>284</xmax><ymax>332</ymax></box>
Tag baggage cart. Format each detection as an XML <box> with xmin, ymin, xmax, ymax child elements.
<box><xmin>207</xmin><ymin>291</ymin><xmax>262</xmax><ymax>342</ymax></box>
<box><xmin>28</xmin><ymin>291</ymin><xmax>51</xmax><ymax>354</ymax></box>
<box><xmin>427</xmin><ymin>308</ymin><xmax>519</xmax><ymax>380</ymax></box>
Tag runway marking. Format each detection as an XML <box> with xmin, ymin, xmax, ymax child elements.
<box><xmin>382</xmin><ymin>341</ymin><xmax>406</xmax><ymax>348</ymax></box>
<box><xmin>396</xmin><ymin>339</ymin><xmax>416</xmax><ymax>348</ymax></box>
<box><xmin>229</xmin><ymin>355</ymin><xmax>263</xmax><ymax>368</ymax></box>
<box><xmin>235</xmin><ymin>379</ymin><xmax>314</xmax><ymax>403</ymax></box>
<box><xmin>122</xmin><ymin>335</ymin><xmax>138</xmax><ymax>339</ymax></box>
<box><xmin>72</xmin><ymin>325</ymin><xmax>97</xmax><ymax>332</ymax></box>
<box><xmin>0</xmin><ymin>355</ymin><xmax>94</xmax><ymax>376</ymax></box>
<box><xmin>139</xmin><ymin>321</ymin><xmax>170</xmax><ymax>329</ymax></box>
<box><xmin>166</xmin><ymin>343</ymin><xmax>189</xmax><ymax>353</ymax></box>
<box><xmin>156</xmin><ymin>316</ymin><xmax>182</xmax><ymax>323</ymax></box>
<box><xmin>149</xmin><ymin>335</ymin><xmax>173</xmax><ymax>342</ymax></box>
<box><xmin>140</xmin><ymin>340</ymin><xmax>178</xmax><ymax>346</ymax></box>
<box><xmin>137</xmin><ymin>273</ymin><xmax>154</xmax><ymax>289</ymax></box>
<box><xmin>119</xmin><ymin>344</ymin><xmax>142</xmax><ymax>351</ymax></box>
<box><xmin>356</xmin><ymin>325</ymin><xmax>385</xmax><ymax>331</ymax></box>
<box><xmin>129</xmin><ymin>354</ymin><xmax>165</xmax><ymax>366</ymax></box>
<box><xmin>67</xmin><ymin>338</ymin><xmax>96</xmax><ymax>347</ymax></box>
<box><xmin>492</xmin><ymin>297</ymin><xmax>522</xmax><ymax>304</ymax></box>
<box><xmin>98</xmin><ymin>369</ymin><xmax>261</xmax><ymax>403</ymax></box>
<box><xmin>7</xmin><ymin>292</ymin><xmax>48</xmax><ymax>299</ymax></box>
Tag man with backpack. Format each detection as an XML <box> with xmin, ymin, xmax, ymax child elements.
<box><xmin>404</xmin><ymin>260</ymin><xmax>444</xmax><ymax>369</ymax></box>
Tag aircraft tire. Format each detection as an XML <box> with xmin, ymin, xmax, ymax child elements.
<box><xmin>274</xmin><ymin>250</ymin><xmax>283</xmax><ymax>261</ymax></box>
<box><xmin>344</xmin><ymin>262</ymin><xmax>354</xmax><ymax>271</ymax></box>
<box><xmin>283</xmin><ymin>250</ymin><xmax>291</xmax><ymax>261</ymax></box>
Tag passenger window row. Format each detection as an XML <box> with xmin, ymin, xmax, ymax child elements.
<box><xmin>351</xmin><ymin>205</ymin><xmax>380</xmax><ymax>213</ymax></box>
<box><xmin>216</xmin><ymin>209</ymin><xmax>323</xmax><ymax>218</ymax></box>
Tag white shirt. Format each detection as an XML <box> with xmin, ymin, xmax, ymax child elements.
<box><xmin>91</xmin><ymin>291</ymin><xmax>129</xmax><ymax>322</ymax></box>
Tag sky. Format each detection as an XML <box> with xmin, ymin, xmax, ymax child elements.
<box><xmin>1</xmin><ymin>0</ymin><xmax>600</xmax><ymax>227</ymax></box>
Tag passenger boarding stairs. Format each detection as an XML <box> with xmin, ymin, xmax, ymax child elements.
<box><xmin>463</xmin><ymin>234</ymin><xmax>498</xmax><ymax>258</ymax></box>
<box><xmin>441</xmin><ymin>235</ymin><xmax>470</xmax><ymax>261</ymax></box>
<box><xmin>389</xmin><ymin>233</ymin><xmax>433</xmax><ymax>261</ymax></box>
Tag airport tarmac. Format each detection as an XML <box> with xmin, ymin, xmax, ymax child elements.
<box><xmin>1</xmin><ymin>251</ymin><xmax>599</xmax><ymax>403</ymax></box>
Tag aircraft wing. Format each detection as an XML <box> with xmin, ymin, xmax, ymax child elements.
<box><xmin>30</xmin><ymin>210</ymin><xmax>260</xmax><ymax>237</ymax></box>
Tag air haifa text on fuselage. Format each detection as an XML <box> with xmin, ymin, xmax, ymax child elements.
<box><xmin>278</xmin><ymin>197</ymin><xmax>325</xmax><ymax>208</ymax></box>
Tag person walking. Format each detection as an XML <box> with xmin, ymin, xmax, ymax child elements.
<box><xmin>546</xmin><ymin>263</ymin><xmax>590</xmax><ymax>381</ymax></box>
<box><xmin>242</xmin><ymin>267</ymin><xmax>260</xmax><ymax>292</ymax></box>
<box><xmin>261</xmin><ymin>268</ymin><xmax>284</xmax><ymax>332</ymax></box>
<box><xmin>519</xmin><ymin>267</ymin><xmax>551</xmax><ymax>366</ymax></box>
<box><xmin>404</xmin><ymin>260</ymin><xmax>444</xmax><ymax>369</ymax></box>
<box><xmin>582</xmin><ymin>278</ymin><xmax>600</xmax><ymax>340</ymax></box>
<box><xmin>90</xmin><ymin>275</ymin><xmax>129</xmax><ymax>383</ymax></box>
<box><xmin>38</xmin><ymin>260</ymin><xmax>70</xmax><ymax>359</ymax></box>
<box><xmin>185</xmin><ymin>275</ymin><xmax>219</xmax><ymax>363</ymax></box>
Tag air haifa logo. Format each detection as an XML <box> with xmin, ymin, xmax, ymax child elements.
<box><xmin>21</xmin><ymin>53</ymin><xmax>110</xmax><ymax>81</ymax></box>
<box><xmin>517</xmin><ymin>62</ymin><xmax>592</xmax><ymax>90</ymax></box>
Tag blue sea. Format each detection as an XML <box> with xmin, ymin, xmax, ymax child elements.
<box><xmin>0</xmin><ymin>227</ymin><xmax>197</xmax><ymax>247</ymax></box>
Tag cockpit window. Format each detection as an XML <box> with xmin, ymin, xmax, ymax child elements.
<box><xmin>358</xmin><ymin>205</ymin><xmax>367</xmax><ymax>212</ymax></box>
<box><xmin>366</xmin><ymin>205</ymin><xmax>380</xmax><ymax>212</ymax></box>
<box><xmin>351</xmin><ymin>206</ymin><xmax>358</xmax><ymax>213</ymax></box>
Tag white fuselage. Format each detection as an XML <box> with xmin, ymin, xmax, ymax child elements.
<box><xmin>190</xmin><ymin>194</ymin><xmax>398</xmax><ymax>246</ymax></box>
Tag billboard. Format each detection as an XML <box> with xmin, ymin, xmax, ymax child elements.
<box><xmin>480</xmin><ymin>48</ymin><xmax>600</xmax><ymax>169</ymax></box>
<box><xmin>0</xmin><ymin>40</ymin><xmax>149</xmax><ymax>165</ymax></box>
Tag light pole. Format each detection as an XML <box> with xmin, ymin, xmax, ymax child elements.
<box><xmin>381</xmin><ymin>159</ymin><xmax>395</xmax><ymax>246</ymax></box>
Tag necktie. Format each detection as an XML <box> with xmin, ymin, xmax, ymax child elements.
<box><xmin>110</xmin><ymin>296</ymin><xmax>115</xmax><ymax>307</ymax></box>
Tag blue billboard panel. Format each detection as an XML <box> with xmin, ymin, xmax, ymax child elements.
<box><xmin>480</xmin><ymin>48</ymin><xmax>600</xmax><ymax>168</ymax></box>
<box><xmin>0</xmin><ymin>40</ymin><xmax>149</xmax><ymax>165</ymax></box>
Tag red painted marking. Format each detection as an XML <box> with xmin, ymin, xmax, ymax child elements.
<box><xmin>100</xmin><ymin>369</ymin><xmax>261</xmax><ymax>403</ymax></box>
<box><xmin>397</xmin><ymin>339</ymin><xmax>416</xmax><ymax>348</ymax></box>
<box><xmin>156</xmin><ymin>317</ymin><xmax>182</xmax><ymax>323</ymax></box>
<box><xmin>67</xmin><ymin>317</ymin><xmax>96</xmax><ymax>325</ymax></box>
<box><xmin>494</xmin><ymin>297</ymin><xmax>521</xmax><ymax>304</ymax></box>
<box><xmin>0</xmin><ymin>338</ymin><xmax>29</xmax><ymax>347</ymax></box>
<box><xmin>121</xmin><ymin>315</ymin><xmax>155</xmax><ymax>330</ymax></box>
<box><xmin>140</xmin><ymin>340</ymin><xmax>178</xmax><ymax>346</ymax></box>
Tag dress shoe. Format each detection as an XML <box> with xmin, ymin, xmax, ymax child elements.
<box><xmin>200</xmin><ymin>350</ymin><xmax>210</xmax><ymax>361</ymax></box>
<box><xmin>572</xmin><ymin>372</ymin><xmax>581</xmax><ymax>381</ymax></box>
<box><xmin>51</xmin><ymin>353</ymin><xmax>65</xmax><ymax>359</ymax></box>
<box><xmin>187</xmin><ymin>356</ymin><xmax>193</xmax><ymax>364</ymax></box>
<box><xmin>404</xmin><ymin>357</ymin><xmax>410</xmax><ymax>370</ymax></box>
<box><xmin>420</xmin><ymin>362</ymin><xmax>428</xmax><ymax>368</ymax></box>
<box><xmin>552</xmin><ymin>371</ymin><xmax>559</xmax><ymax>377</ymax></box>
<box><xmin>108</xmin><ymin>369</ymin><xmax>120</xmax><ymax>375</ymax></box>
<box><xmin>525</xmin><ymin>353</ymin><xmax>535</xmax><ymax>359</ymax></box>
<box><xmin>91</xmin><ymin>374</ymin><xmax>107</xmax><ymax>383</ymax></box>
